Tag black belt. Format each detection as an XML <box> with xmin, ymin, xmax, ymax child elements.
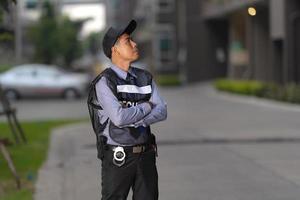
<box><xmin>106</xmin><ymin>144</ymin><xmax>153</xmax><ymax>154</ymax></box>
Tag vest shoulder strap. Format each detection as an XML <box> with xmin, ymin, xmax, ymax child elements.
<box><xmin>130</xmin><ymin>67</ymin><xmax>153</xmax><ymax>84</ymax></box>
<box><xmin>87</xmin><ymin>68</ymin><xmax>116</xmax><ymax>109</ymax></box>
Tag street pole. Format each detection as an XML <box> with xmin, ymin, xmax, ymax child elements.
<box><xmin>14</xmin><ymin>0</ymin><xmax>22</xmax><ymax>63</ymax></box>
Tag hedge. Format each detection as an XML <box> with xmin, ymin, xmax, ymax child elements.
<box><xmin>214</xmin><ymin>79</ymin><xmax>300</xmax><ymax>104</ymax></box>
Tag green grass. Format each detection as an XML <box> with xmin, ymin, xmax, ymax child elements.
<box><xmin>0</xmin><ymin>119</ymin><xmax>86</xmax><ymax>200</ymax></box>
<box><xmin>156</xmin><ymin>74</ymin><xmax>181</xmax><ymax>86</ymax></box>
<box><xmin>0</xmin><ymin>189</ymin><xmax>31</xmax><ymax>200</ymax></box>
<box><xmin>0</xmin><ymin>65</ymin><xmax>12</xmax><ymax>74</ymax></box>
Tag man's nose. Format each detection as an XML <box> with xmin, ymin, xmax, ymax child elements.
<box><xmin>131</xmin><ymin>40</ymin><xmax>137</xmax><ymax>48</ymax></box>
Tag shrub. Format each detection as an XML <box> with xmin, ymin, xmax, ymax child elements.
<box><xmin>214</xmin><ymin>79</ymin><xmax>300</xmax><ymax>104</ymax></box>
<box><xmin>214</xmin><ymin>79</ymin><xmax>265</xmax><ymax>96</ymax></box>
<box><xmin>156</xmin><ymin>74</ymin><xmax>181</xmax><ymax>86</ymax></box>
<box><xmin>284</xmin><ymin>84</ymin><xmax>300</xmax><ymax>103</ymax></box>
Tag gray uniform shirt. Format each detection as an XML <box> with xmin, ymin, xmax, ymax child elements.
<box><xmin>95</xmin><ymin>64</ymin><xmax>167</xmax><ymax>145</ymax></box>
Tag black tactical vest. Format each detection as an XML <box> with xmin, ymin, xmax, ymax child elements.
<box><xmin>87</xmin><ymin>67</ymin><xmax>153</xmax><ymax>148</ymax></box>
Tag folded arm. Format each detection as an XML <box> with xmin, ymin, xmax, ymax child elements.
<box><xmin>96</xmin><ymin>77</ymin><xmax>152</xmax><ymax>127</ymax></box>
<box><xmin>134</xmin><ymin>80</ymin><xmax>167</xmax><ymax>127</ymax></box>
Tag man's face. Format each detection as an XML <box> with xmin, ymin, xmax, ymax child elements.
<box><xmin>112</xmin><ymin>33</ymin><xmax>139</xmax><ymax>61</ymax></box>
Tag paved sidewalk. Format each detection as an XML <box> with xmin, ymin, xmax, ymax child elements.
<box><xmin>34</xmin><ymin>123</ymin><xmax>100</xmax><ymax>200</ymax></box>
<box><xmin>34</xmin><ymin>83</ymin><xmax>300</xmax><ymax>200</ymax></box>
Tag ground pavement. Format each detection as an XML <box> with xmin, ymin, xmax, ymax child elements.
<box><xmin>34</xmin><ymin>83</ymin><xmax>300</xmax><ymax>200</ymax></box>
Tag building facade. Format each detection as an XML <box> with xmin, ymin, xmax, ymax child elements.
<box><xmin>104</xmin><ymin>0</ymin><xmax>300</xmax><ymax>84</ymax></box>
<box><xmin>193</xmin><ymin>0</ymin><xmax>300</xmax><ymax>84</ymax></box>
<box><xmin>104</xmin><ymin>0</ymin><xmax>179</xmax><ymax>75</ymax></box>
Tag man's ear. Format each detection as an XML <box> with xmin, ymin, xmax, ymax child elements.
<box><xmin>111</xmin><ymin>46</ymin><xmax>117</xmax><ymax>56</ymax></box>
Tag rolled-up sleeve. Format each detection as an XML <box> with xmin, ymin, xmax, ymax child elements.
<box><xmin>96</xmin><ymin>77</ymin><xmax>152</xmax><ymax>127</ymax></box>
<box><xmin>134</xmin><ymin>80</ymin><xmax>167</xmax><ymax>127</ymax></box>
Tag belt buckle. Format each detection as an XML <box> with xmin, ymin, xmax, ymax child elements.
<box><xmin>133</xmin><ymin>146</ymin><xmax>143</xmax><ymax>153</ymax></box>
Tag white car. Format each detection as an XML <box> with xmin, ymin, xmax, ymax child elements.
<box><xmin>0</xmin><ymin>64</ymin><xmax>90</xmax><ymax>100</ymax></box>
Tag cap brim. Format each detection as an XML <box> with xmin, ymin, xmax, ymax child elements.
<box><xmin>121</xmin><ymin>20</ymin><xmax>137</xmax><ymax>35</ymax></box>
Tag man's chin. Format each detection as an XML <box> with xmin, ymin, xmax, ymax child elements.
<box><xmin>133</xmin><ymin>53</ymin><xmax>139</xmax><ymax>61</ymax></box>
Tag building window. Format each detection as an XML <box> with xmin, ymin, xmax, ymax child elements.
<box><xmin>156</xmin><ymin>0</ymin><xmax>174</xmax><ymax>13</ymax></box>
<box><xmin>159</xmin><ymin>37</ymin><xmax>172</xmax><ymax>62</ymax></box>
<box><xmin>153</xmin><ymin>24</ymin><xmax>176</xmax><ymax>70</ymax></box>
<box><xmin>112</xmin><ymin>0</ymin><xmax>121</xmax><ymax>9</ymax></box>
<box><xmin>26</xmin><ymin>0</ymin><xmax>38</xmax><ymax>9</ymax></box>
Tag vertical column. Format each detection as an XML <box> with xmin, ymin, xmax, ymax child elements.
<box><xmin>14</xmin><ymin>0</ymin><xmax>23</xmax><ymax>63</ymax></box>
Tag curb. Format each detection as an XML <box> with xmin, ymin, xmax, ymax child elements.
<box><xmin>33</xmin><ymin>122</ymin><xmax>90</xmax><ymax>200</ymax></box>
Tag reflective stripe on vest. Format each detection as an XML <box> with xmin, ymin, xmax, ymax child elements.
<box><xmin>117</xmin><ymin>85</ymin><xmax>152</xmax><ymax>94</ymax></box>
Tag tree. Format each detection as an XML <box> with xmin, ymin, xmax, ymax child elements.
<box><xmin>29</xmin><ymin>2</ymin><xmax>58</xmax><ymax>64</ymax></box>
<box><xmin>84</xmin><ymin>31</ymin><xmax>103</xmax><ymax>56</ymax></box>
<box><xmin>0</xmin><ymin>1</ymin><xmax>14</xmax><ymax>49</ymax></box>
<box><xmin>29</xmin><ymin>2</ymin><xmax>84</xmax><ymax>67</ymax></box>
<box><xmin>56</xmin><ymin>16</ymin><xmax>84</xmax><ymax>67</ymax></box>
<box><xmin>0</xmin><ymin>0</ymin><xmax>16</xmax><ymax>12</ymax></box>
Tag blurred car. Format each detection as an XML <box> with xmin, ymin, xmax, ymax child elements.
<box><xmin>0</xmin><ymin>64</ymin><xmax>90</xmax><ymax>100</ymax></box>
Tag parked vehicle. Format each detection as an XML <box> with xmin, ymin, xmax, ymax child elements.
<box><xmin>0</xmin><ymin>64</ymin><xmax>90</xmax><ymax>100</ymax></box>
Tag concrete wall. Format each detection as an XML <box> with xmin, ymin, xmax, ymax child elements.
<box><xmin>153</xmin><ymin>0</ymin><xmax>179</xmax><ymax>74</ymax></box>
<box><xmin>251</xmin><ymin>7</ymin><xmax>272</xmax><ymax>81</ymax></box>
<box><xmin>184</xmin><ymin>0</ymin><xmax>228</xmax><ymax>82</ymax></box>
<box><xmin>104</xmin><ymin>0</ymin><xmax>138</xmax><ymax>27</ymax></box>
<box><xmin>285</xmin><ymin>0</ymin><xmax>300</xmax><ymax>83</ymax></box>
<box><xmin>270</xmin><ymin>40</ymin><xmax>284</xmax><ymax>83</ymax></box>
<box><xmin>296</xmin><ymin>20</ymin><xmax>300</xmax><ymax>83</ymax></box>
<box><xmin>270</xmin><ymin>0</ymin><xmax>285</xmax><ymax>40</ymax></box>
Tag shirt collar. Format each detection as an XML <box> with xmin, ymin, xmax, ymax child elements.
<box><xmin>110</xmin><ymin>63</ymin><xmax>137</xmax><ymax>80</ymax></box>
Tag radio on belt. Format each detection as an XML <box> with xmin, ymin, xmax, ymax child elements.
<box><xmin>113</xmin><ymin>146</ymin><xmax>126</xmax><ymax>167</ymax></box>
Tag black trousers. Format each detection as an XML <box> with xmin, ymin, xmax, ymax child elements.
<box><xmin>101</xmin><ymin>146</ymin><xmax>158</xmax><ymax>200</ymax></box>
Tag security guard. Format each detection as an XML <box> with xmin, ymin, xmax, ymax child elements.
<box><xmin>87</xmin><ymin>19</ymin><xmax>167</xmax><ymax>200</ymax></box>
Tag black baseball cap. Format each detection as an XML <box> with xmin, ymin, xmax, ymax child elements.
<box><xmin>102</xmin><ymin>20</ymin><xmax>137</xmax><ymax>59</ymax></box>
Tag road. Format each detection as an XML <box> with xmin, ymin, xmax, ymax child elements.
<box><xmin>0</xmin><ymin>98</ymin><xmax>89</xmax><ymax>122</ymax></box>
<box><xmin>34</xmin><ymin>83</ymin><xmax>300</xmax><ymax>200</ymax></box>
